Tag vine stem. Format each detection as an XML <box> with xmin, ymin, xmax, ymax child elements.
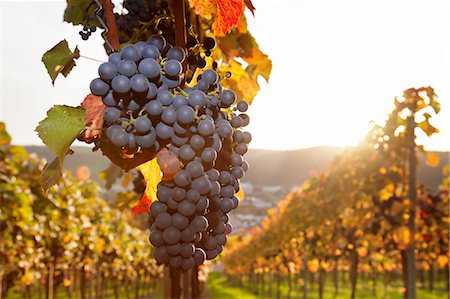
<box><xmin>103</xmin><ymin>0</ymin><xmax>120</xmax><ymax>51</ymax></box>
<box><xmin>173</xmin><ymin>0</ymin><xmax>187</xmax><ymax>49</ymax></box>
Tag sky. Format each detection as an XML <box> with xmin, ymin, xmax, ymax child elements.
<box><xmin>0</xmin><ymin>0</ymin><xmax>449</xmax><ymax>151</ymax></box>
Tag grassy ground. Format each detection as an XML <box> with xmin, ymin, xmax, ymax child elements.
<box><xmin>205</xmin><ymin>272</ymin><xmax>448</xmax><ymax>299</ymax></box>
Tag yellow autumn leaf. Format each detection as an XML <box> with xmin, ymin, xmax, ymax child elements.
<box><xmin>132</xmin><ymin>158</ymin><xmax>162</xmax><ymax>214</ymax></box>
<box><xmin>236</xmin><ymin>184</ymin><xmax>245</xmax><ymax>200</ymax></box>
<box><xmin>379</xmin><ymin>183</ymin><xmax>395</xmax><ymax>201</ymax></box>
<box><xmin>244</xmin><ymin>47</ymin><xmax>272</xmax><ymax>82</ymax></box>
<box><xmin>437</xmin><ymin>255</ymin><xmax>449</xmax><ymax>268</ymax></box>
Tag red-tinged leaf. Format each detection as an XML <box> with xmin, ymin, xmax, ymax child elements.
<box><xmin>133</xmin><ymin>194</ymin><xmax>152</xmax><ymax>215</ymax></box>
<box><xmin>244</xmin><ymin>0</ymin><xmax>256</xmax><ymax>16</ymax></box>
<box><xmin>132</xmin><ymin>158</ymin><xmax>162</xmax><ymax>215</ymax></box>
<box><xmin>213</xmin><ymin>0</ymin><xmax>244</xmax><ymax>37</ymax></box>
<box><xmin>81</xmin><ymin>94</ymin><xmax>105</xmax><ymax>140</ymax></box>
<box><xmin>189</xmin><ymin>0</ymin><xmax>216</xmax><ymax>20</ymax></box>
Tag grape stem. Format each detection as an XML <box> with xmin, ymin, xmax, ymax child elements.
<box><xmin>176</xmin><ymin>86</ymin><xmax>189</xmax><ymax>97</ymax></box>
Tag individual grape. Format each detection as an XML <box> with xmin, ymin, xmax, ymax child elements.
<box><xmin>203</xmin><ymin>37</ymin><xmax>216</xmax><ymax>50</ymax></box>
<box><xmin>128</xmin><ymin>134</ymin><xmax>138</xmax><ymax>152</ymax></box>
<box><xmin>134</xmin><ymin>116</ymin><xmax>152</xmax><ymax>134</ymax></box>
<box><xmin>90</xmin><ymin>78</ymin><xmax>109</xmax><ymax>96</ymax></box>
<box><xmin>189</xmin><ymin>135</ymin><xmax>205</xmax><ymax>150</ymax></box>
<box><xmin>207</xmin><ymin>169</ymin><xmax>220</xmax><ymax>181</ymax></box>
<box><xmin>192</xmin><ymin>216</ymin><xmax>208</xmax><ymax>232</ymax></box>
<box><xmin>177</xmin><ymin>106</ymin><xmax>196</xmax><ymax>124</ymax></box>
<box><xmin>150</xmin><ymin>201</ymin><xmax>167</xmax><ymax>218</ymax></box>
<box><xmin>235</xmin><ymin>143</ymin><xmax>248</xmax><ymax>155</ymax></box>
<box><xmin>224</xmin><ymin>222</ymin><xmax>233</xmax><ymax>234</ymax></box>
<box><xmin>162</xmin><ymin>107</ymin><xmax>177</xmax><ymax>124</ymax></box>
<box><xmin>211</xmin><ymin>136</ymin><xmax>222</xmax><ymax>152</ymax></box>
<box><xmin>172</xmin><ymin>187</ymin><xmax>187</xmax><ymax>202</ymax></box>
<box><xmin>156</xmin><ymin>184</ymin><xmax>173</xmax><ymax>203</ymax></box>
<box><xmin>138</xmin><ymin>58</ymin><xmax>160</xmax><ymax>79</ymax></box>
<box><xmin>163</xmin><ymin>226</ymin><xmax>181</xmax><ymax>245</ymax></box>
<box><xmin>167</xmin><ymin>198</ymin><xmax>178</xmax><ymax>210</ymax></box>
<box><xmin>231</xmin><ymin>196</ymin><xmax>239</xmax><ymax>209</ymax></box>
<box><xmin>239</xmin><ymin>113</ymin><xmax>249</xmax><ymax>126</ymax></box>
<box><xmin>173</xmin><ymin>95</ymin><xmax>188</xmax><ymax>109</ymax></box>
<box><xmin>186</xmin><ymin>189</ymin><xmax>200</xmax><ymax>203</ymax></box>
<box><xmin>186</xmin><ymin>161</ymin><xmax>204</xmax><ymax>178</ymax></box>
<box><xmin>157</xmin><ymin>149</ymin><xmax>181</xmax><ymax>180</ymax></box>
<box><xmin>171</xmin><ymin>134</ymin><xmax>189</xmax><ymax>147</ymax></box>
<box><xmin>121</xmin><ymin>44</ymin><xmax>141</xmax><ymax>62</ymax></box>
<box><xmin>161</xmin><ymin>76</ymin><xmax>181</xmax><ymax>88</ymax></box>
<box><xmin>172</xmin><ymin>213</ymin><xmax>189</xmax><ymax>230</ymax></box>
<box><xmin>145</xmin><ymin>100</ymin><xmax>163</xmax><ymax>116</ymax></box>
<box><xmin>202</xmin><ymin>69</ymin><xmax>218</xmax><ymax>85</ymax></box>
<box><xmin>136</xmin><ymin>129</ymin><xmax>156</xmax><ymax>148</ymax></box>
<box><xmin>167</xmin><ymin>243</ymin><xmax>181</xmax><ymax>256</ymax></box>
<box><xmin>181</xmin><ymin>257</ymin><xmax>195</xmax><ymax>270</ymax></box>
<box><xmin>102</xmin><ymin>91</ymin><xmax>117</xmax><ymax>107</ymax></box>
<box><xmin>134</xmin><ymin>41</ymin><xmax>147</xmax><ymax>52</ymax></box>
<box><xmin>218</xmin><ymin>124</ymin><xmax>233</xmax><ymax>138</ymax></box>
<box><xmin>98</xmin><ymin>62</ymin><xmax>118</xmax><ymax>80</ymax></box>
<box><xmin>195</xmin><ymin>79</ymin><xmax>209</xmax><ymax>91</ymax></box>
<box><xmin>156</xmin><ymin>123</ymin><xmax>174</xmax><ymax>139</ymax></box>
<box><xmin>130</xmin><ymin>74</ymin><xmax>149</xmax><ymax>93</ymax></box>
<box><xmin>214</xmin><ymin>222</ymin><xmax>226</xmax><ymax>234</ymax></box>
<box><xmin>181</xmin><ymin>226</ymin><xmax>196</xmax><ymax>242</ymax></box>
<box><xmin>201</xmin><ymin>147</ymin><xmax>217</xmax><ymax>163</ymax></box>
<box><xmin>234</xmin><ymin>131</ymin><xmax>245</xmax><ymax>143</ymax></box>
<box><xmin>197</xmin><ymin>119</ymin><xmax>215</xmax><ymax>136</ymax></box>
<box><xmin>153</xmin><ymin>246</ymin><xmax>170</xmax><ymax>264</ymax></box>
<box><xmin>193</xmin><ymin>248</ymin><xmax>206</xmax><ymax>265</ymax></box>
<box><xmin>155</xmin><ymin>212</ymin><xmax>172</xmax><ymax>230</ymax></box>
<box><xmin>166</xmin><ymin>47</ymin><xmax>186</xmax><ymax>62</ymax></box>
<box><xmin>111</xmin><ymin>129</ymin><xmax>129</xmax><ymax>147</ymax></box>
<box><xmin>230</xmin><ymin>153</ymin><xmax>243</xmax><ymax>167</ymax></box>
<box><xmin>191</xmin><ymin>176</ymin><xmax>212</xmax><ymax>195</ymax></box>
<box><xmin>178</xmin><ymin>198</ymin><xmax>197</xmax><ymax>216</ymax></box>
<box><xmin>196</xmin><ymin>196</ymin><xmax>209</xmax><ymax>212</ymax></box>
<box><xmin>174</xmin><ymin>169</ymin><xmax>191</xmax><ymax>187</ymax></box>
<box><xmin>244</xmin><ymin>132</ymin><xmax>252</xmax><ymax>144</ymax></box>
<box><xmin>204</xmin><ymin>236</ymin><xmax>218</xmax><ymax>250</ymax></box>
<box><xmin>230</xmin><ymin>115</ymin><xmax>243</xmax><ymax>128</ymax></box>
<box><xmin>127</xmin><ymin>100</ymin><xmax>140</xmax><ymax>111</ymax></box>
<box><xmin>118</xmin><ymin>60</ymin><xmax>138</xmax><ymax>77</ymax></box>
<box><xmin>142</xmin><ymin>45</ymin><xmax>160</xmax><ymax>59</ymax></box>
<box><xmin>220</xmin><ymin>198</ymin><xmax>234</xmax><ymax>213</ymax></box>
<box><xmin>104</xmin><ymin>107</ymin><xmax>121</xmax><ymax>123</ymax></box>
<box><xmin>111</xmin><ymin>75</ymin><xmax>131</xmax><ymax>93</ymax></box>
<box><xmin>241</xmin><ymin>160</ymin><xmax>249</xmax><ymax>172</ymax></box>
<box><xmin>148</xmin><ymin>34</ymin><xmax>166</xmax><ymax>51</ymax></box>
<box><xmin>188</xmin><ymin>90</ymin><xmax>207</xmax><ymax>108</ymax></box>
<box><xmin>231</xmin><ymin>166</ymin><xmax>244</xmax><ymax>179</ymax></box>
<box><xmin>220</xmin><ymin>90</ymin><xmax>236</xmax><ymax>107</ymax></box>
<box><xmin>221</xmin><ymin>185</ymin><xmax>235</xmax><ymax>198</ymax></box>
<box><xmin>179</xmin><ymin>144</ymin><xmax>196</xmax><ymax>161</ymax></box>
<box><xmin>164</xmin><ymin>59</ymin><xmax>182</xmax><ymax>77</ymax></box>
<box><xmin>108</xmin><ymin>52</ymin><xmax>121</xmax><ymax>66</ymax></box>
<box><xmin>180</xmin><ymin>243</ymin><xmax>195</xmax><ymax>258</ymax></box>
<box><xmin>197</xmin><ymin>57</ymin><xmax>206</xmax><ymax>68</ymax></box>
<box><xmin>219</xmin><ymin>171</ymin><xmax>233</xmax><ymax>186</ymax></box>
<box><xmin>236</xmin><ymin>100</ymin><xmax>249</xmax><ymax>112</ymax></box>
<box><xmin>147</xmin><ymin>83</ymin><xmax>158</xmax><ymax>100</ymax></box>
<box><xmin>149</xmin><ymin>230</ymin><xmax>164</xmax><ymax>247</ymax></box>
<box><xmin>106</xmin><ymin>124</ymin><xmax>122</xmax><ymax>139</ymax></box>
<box><xmin>157</xmin><ymin>90</ymin><xmax>174</xmax><ymax>106</ymax></box>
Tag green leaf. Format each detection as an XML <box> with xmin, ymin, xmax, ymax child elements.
<box><xmin>40</xmin><ymin>158</ymin><xmax>62</xmax><ymax>191</ymax></box>
<box><xmin>64</xmin><ymin>0</ymin><xmax>98</xmax><ymax>26</ymax></box>
<box><xmin>42</xmin><ymin>40</ymin><xmax>80</xmax><ymax>85</ymax></box>
<box><xmin>36</xmin><ymin>105</ymin><xmax>85</xmax><ymax>164</ymax></box>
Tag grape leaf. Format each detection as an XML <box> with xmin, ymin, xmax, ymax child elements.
<box><xmin>42</xmin><ymin>40</ymin><xmax>80</xmax><ymax>85</ymax></box>
<box><xmin>36</xmin><ymin>105</ymin><xmax>86</xmax><ymax>163</ymax></box>
<box><xmin>81</xmin><ymin>94</ymin><xmax>105</xmax><ymax>140</ymax></box>
<box><xmin>132</xmin><ymin>158</ymin><xmax>162</xmax><ymax>215</ymax></box>
<box><xmin>244</xmin><ymin>48</ymin><xmax>272</xmax><ymax>82</ymax></box>
<box><xmin>189</xmin><ymin>0</ymin><xmax>244</xmax><ymax>37</ymax></box>
<box><xmin>213</xmin><ymin>0</ymin><xmax>244</xmax><ymax>37</ymax></box>
<box><xmin>417</xmin><ymin>118</ymin><xmax>439</xmax><ymax>136</ymax></box>
<box><xmin>64</xmin><ymin>0</ymin><xmax>98</xmax><ymax>26</ymax></box>
<box><xmin>40</xmin><ymin>158</ymin><xmax>62</xmax><ymax>191</ymax></box>
<box><xmin>36</xmin><ymin>105</ymin><xmax>85</xmax><ymax>189</ymax></box>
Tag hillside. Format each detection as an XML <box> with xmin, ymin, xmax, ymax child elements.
<box><xmin>25</xmin><ymin>146</ymin><xmax>448</xmax><ymax>191</ymax></box>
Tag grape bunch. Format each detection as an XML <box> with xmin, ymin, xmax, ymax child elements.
<box><xmin>89</xmin><ymin>34</ymin><xmax>252</xmax><ymax>270</ymax></box>
<box><xmin>79</xmin><ymin>25</ymin><xmax>97</xmax><ymax>41</ymax></box>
